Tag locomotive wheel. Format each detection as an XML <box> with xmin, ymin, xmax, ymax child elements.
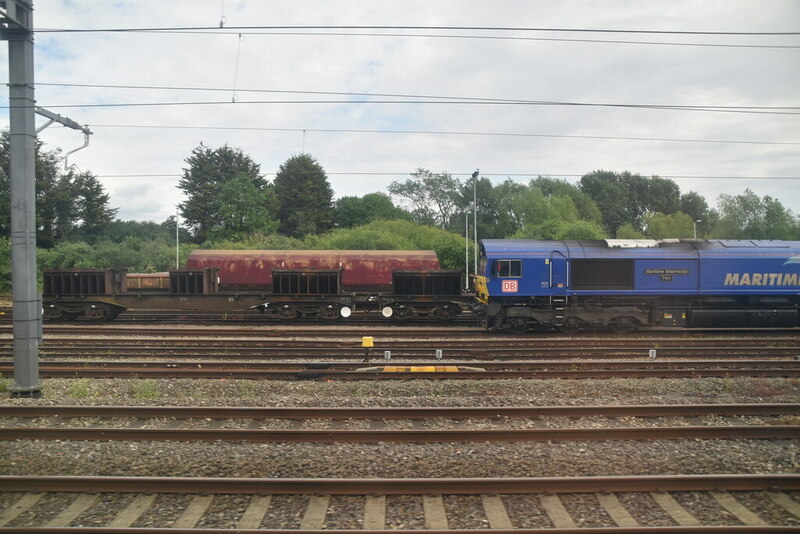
<box><xmin>508</xmin><ymin>318</ymin><xmax>528</xmax><ymax>335</ymax></box>
<box><xmin>608</xmin><ymin>317</ymin><xmax>635</xmax><ymax>333</ymax></box>
<box><xmin>558</xmin><ymin>317</ymin><xmax>581</xmax><ymax>335</ymax></box>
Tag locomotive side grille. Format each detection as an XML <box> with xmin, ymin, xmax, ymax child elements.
<box><xmin>571</xmin><ymin>260</ymin><xmax>634</xmax><ymax>290</ymax></box>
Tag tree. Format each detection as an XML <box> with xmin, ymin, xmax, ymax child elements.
<box><xmin>511</xmin><ymin>219</ymin><xmax>606</xmax><ymax>240</ymax></box>
<box><xmin>529</xmin><ymin>177</ymin><xmax>602</xmax><ymax>223</ymax></box>
<box><xmin>334</xmin><ymin>192</ymin><xmax>411</xmax><ymax>228</ymax></box>
<box><xmin>711</xmin><ymin>189</ymin><xmax>800</xmax><ymax>239</ymax></box>
<box><xmin>273</xmin><ymin>154</ymin><xmax>334</xmax><ymax>237</ymax></box>
<box><xmin>0</xmin><ymin>131</ymin><xmax>117</xmax><ymax>247</ymax></box>
<box><xmin>209</xmin><ymin>173</ymin><xmax>278</xmax><ymax>240</ymax></box>
<box><xmin>579</xmin><ymin>170</ymin><xmax>633</xmax><ymax>234</ymax></box>
<box><xmin>178</xmin><ymin>143</ymin><xmax>265</xmax><ymax>242</ymax></box>
<box><xmin>616</xmin><ymin>223</ymin><xmax>645</xmax><ymax>239</ymax></box>
<box><xmin>388</xmin><ymin>168</ymin><xmax>462</xmax><ymax>230</ymax></box>
<box><xmin>644</xmin><ymin>212</ymin><xmax>695</xmax><ymax>239</ymax></box>
<box><xmin>74</xmin><ymin>172</ymin><xmax>118</xmax><ymax>242</ymax></box>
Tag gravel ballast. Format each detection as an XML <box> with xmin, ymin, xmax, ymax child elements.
<box><xmin>1</xmin><ymin>375</ymin><xmax>798</xmax><ymax>528</ymax></box>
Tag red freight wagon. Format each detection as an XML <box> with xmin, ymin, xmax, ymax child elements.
<box><xmin>185</xmin><ymin>250</ymin><xmax>441</xmax><ymax>291</ymax></box>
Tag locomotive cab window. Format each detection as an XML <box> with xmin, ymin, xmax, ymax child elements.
<box><xmin>496</xmin><ymin>259</ymin><xmax>521</xmax><ymax>278</ymax></box>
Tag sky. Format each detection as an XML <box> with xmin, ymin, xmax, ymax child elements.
<box><xmin>1</xmin><ymin>0</ymin><xmax>798</xmax><ymax>223</ymax></box>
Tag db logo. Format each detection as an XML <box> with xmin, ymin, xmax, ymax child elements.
<box><xmin>501</xmin><ymin>280</ymin><xmax>518</xmax><ymax>293</ymax></box>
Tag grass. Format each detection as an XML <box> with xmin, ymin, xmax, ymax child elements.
<box><xmin>68</xmin><ymin>379</ymin><xmax>94</xmax><ymax>399</ymax></box>
<box><xmin>130</xmin><ymin>379</ymin><xmax>161</xmax><ymax>400</ymax></box>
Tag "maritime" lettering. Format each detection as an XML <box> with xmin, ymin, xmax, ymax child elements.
<box><xmin>723</xmin><ymin>273</ymin><xmax>799</xmax><ymax>286</ymax></box>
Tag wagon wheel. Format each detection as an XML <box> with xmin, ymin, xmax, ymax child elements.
<box><xmin>393</xmin><ymin>307</ymin><xmax>411</xmax><ymax>321</ymax></box>
<box><xmin>43</xmin><ymin>305</ymin><xmax>66</xmax><ymax>321</ymax></box>
<box><xmin>434</xmin><ymin>306</ymin><xmax>457</xmax><ymax>321</ymax></box>
<box><xmin>277</xmin><ymin>306</ymin><xmax>298</xmax><ymax>320</ymax></box>
<box><xmin>317</xmin><ymin>306</ymin><xmax>340</xmax><ymax>321</ymax></box>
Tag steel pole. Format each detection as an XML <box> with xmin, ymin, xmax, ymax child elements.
<box><xmin>6</xmin><ymin>1</ymin><xmax>41</xmax><ymax>397</ymax></box>
<box><xmin>472</xmin><ymin>175</ymin><xmax>477</xmax><ymax>276</ymax></box>
<box><xmin>176</xmin><ymin>208</ymin><xmax>180</xmax><ymax>269</ymax></box>
<box><xmin>464</xmin><ymin>211</ymin><xmax>469</xmax><ymax>290</ymax></box>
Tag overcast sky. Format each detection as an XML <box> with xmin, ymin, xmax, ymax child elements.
<box><xmin>1</xmin><ymin>0</ymin><xmax>798</xmax><ymax>223</ymax></box>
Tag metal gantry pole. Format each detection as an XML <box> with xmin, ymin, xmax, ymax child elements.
<box><xmin>176</xmin><ymin>207</ymin><xmax>180</xmax><ymax>268</ymax></box>
<box><xmin>2</xmin><ymin>0</ymin><xmax>41</xmax><ymax>397</ymax></box>
<box><xmin>472</xmin><ymin>169</ymin><xmax>479</xmax><ymax>278</ymax></box>
<box><xmin>464</xmin><ymin>211</ymin><xmax>469</xmax><ymax>290</ymax></box>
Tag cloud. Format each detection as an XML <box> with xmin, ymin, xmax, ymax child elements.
<box><xmin>0</xmin><ymin>0</ymin><xmax>797</xmax><ymax>221</ymax></box>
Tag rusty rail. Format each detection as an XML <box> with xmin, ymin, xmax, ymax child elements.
<box><xmin>1</xmin><ymin>425</ymin><xmax>798</xmax><ymax>443</ymax></box>
<box><xmin>1</xmin><ymin>474</ymin><xmax>797</xmax><ymax>494</ymax></box>
<box><xmin>1</xmin><ymin>403</ymin><xmax>797</xmax><ymax>419</ymax></box>
<box><xmin>1</xmin><ymin>362</ymin><xmax>798</xmax><ymax>379</ymax></box>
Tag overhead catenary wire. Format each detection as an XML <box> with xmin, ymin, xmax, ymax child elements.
<box><xmin>33</xmin><ymin>82</ymin><xmax>800</xmax><ymax>113</ymax></box>
<box><xmin>87</xmin><ymin>123</ymin><xmax>799</xmax><ymax>147</ymax></box>
<box><xmin>4</xmin><ymin>99</ymin><xmax>798</xmax><ymax>115</ymax></box>
<box><xmin>94</xmin><ymin>173</ymin><xmax>800</xmax><ymax>181</ymax></box>
<box><xmin>31</xmin><ymin>24</ymin><xmax>800</xmax><ymax>36</ymax></box>
<box><xmin>31</xmin><ymin>28</ymin><xmax>800</xmax><ymax>49</ymax></box>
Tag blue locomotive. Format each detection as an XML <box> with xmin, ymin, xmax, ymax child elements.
<box><xmin>475</xmin><ymin>239</ymin><xmax>800</xmax><ymax>333</ymax></box>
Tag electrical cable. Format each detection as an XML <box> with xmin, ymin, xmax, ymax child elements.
<box><xmin>94</xmin><ymin>172</ymin><xmax>800</xmax><ymax>180</ymax></box>
<box><xmin>32</xmin><ymin>24</ymin><xmax>800</xmax><ymax>36</ymax></box>
<box><xmin>88</xmin><ymin>123</ymin><xmax>799</xmax><ymax>147</ymax></box>
<box><xmin>5</xmin><ymin>99</ymin><xmax>798</xmax><ymax>115</ymax></box>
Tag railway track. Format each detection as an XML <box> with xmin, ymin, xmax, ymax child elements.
<box><xmin>4</xmin><ymin>328</ymin><xmax>799</xmax><ymax>361</ymax></box>
<box><xmin>3</xmin><ymin>403</ymin><xmax>798</xmax><ymax>418</ymax></box>
<box><xmin>2</xmin><ymin>358</ymin><xmax>798</xmax><ymax>379</ymax></box>
<box><xmin>3</xmin><ymin>403</ymin><xmax>798</xmax><ymax>443</ymax></box>
<box><xmin>1</xmin><ymin>474</ymin><xmax>797</xmax><ymax>531</ymax></box>
<box><xmin>8</xmin><ymin>322</ymin><xmax>800</xmax><ymax>339</ymax></box>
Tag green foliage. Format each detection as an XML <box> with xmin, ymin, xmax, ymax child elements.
<box><xmin>711</xmin><ymin>189</ymin><xmax>800</xmax><ymax>239</ymax></box>
<box><xmin>73</xmin><ymin>173</ymin><xmax>118</xmax><ymax>241</ymax></box>
<box><xmin>39</xmin><ymin>238</ymin><xmax>196</xmax><ymax>273</ymax></box>
<box><xmin>555</xmin><ymin>220</ymin><xmax>607</xmax><ymax>240</ymax></box>
<box><xmin>0</xmin><ymin>237</ymin><xmax>9</xmax><ymax>292</ymax></box>
<box><xmin>511</xmin><ymin>219</ymin><xmax>606</xmax><ymax>240</ymax></box>
<box><xmin>178</xmin><ymin>143</ymin><xmax>266</xmax><ymax>242</ymax></box>
<box><xmin>209</xmin><ymin>173</ymin><xmax>279</xmax><ymax>240</ymax></box>
<box><xmin>130</xmin><ymin>379</ymin><xmax>161</xmax><ymax>400</ymax></box>
<box><xmin>304</xmin><ymin>219</ymin><xmax>469</xmax><ymax>270</ymax></box>
<box><xmin>616</xmin><ymin>223</ymin><xmax>646</xmax><ymax>239</ymax></box>
<box><xmin>645</xmin><ymin>211</ymin><xmax>696</xmax><ymax>239</ymax></box>
<box><xmin>273</xmin><ymin>154</ymin><xmax>334</xmax><ymax>237</ymax></box>
<box><xmin>0</xmin><ymin>131</ymin><xmax>117</xmax><ymax>247</ymax></box>
<box><xmin>529</xmin><ymin>177</ymin><xmax>603</xmax><ymax>223</ymax></box>
<box><xmin>579</xmin><ymin>170</ymin><xmax>681</xmax><ymax>234</ymax></box>
<box><xmin>334</xmin><ymin>192</ymin><xmax>412</xmax><ymax>228</ymax></box>
<box><xmin>203</xmin><ymin>232</ymin><xmax>304</xmax><ymax>250</ymax></box>
<box><xmin>306</xmin><ymin>226</ymin><xmax>416</xmax><ymax>250</ymax></box>
<box><xmin>679</xmin><ymin>191</ymin><xmax>711</xmax><ymax>235</ymax></box>
<box><xmin>389</xmin><ymin>168</ymin><xmax>462</xmax><ymax>230</ymax></box>
<box><xmin>68</xmin><ymin>379</ymin><xmax>94</xmax><ymax>399</ymax></box>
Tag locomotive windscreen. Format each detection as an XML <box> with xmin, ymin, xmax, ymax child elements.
<box><xmin>571</xmin><ymin>259</ymin><xmax>634</xmax><ymax>290</ymax></box>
